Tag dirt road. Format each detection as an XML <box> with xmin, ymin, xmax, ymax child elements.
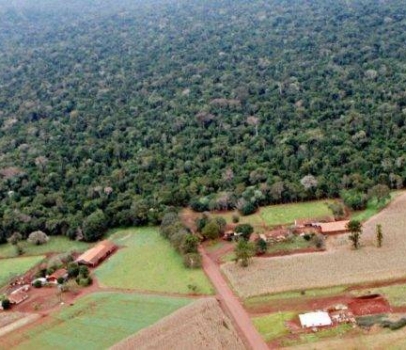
<box><xmin>199</xmin><ymin>247</ymin><xmax>269</xmax><ymax>350</ymax></box>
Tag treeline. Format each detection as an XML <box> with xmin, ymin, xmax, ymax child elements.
<box><xmin>1</xmin><ymin>0</ymin><xmax>406</xmax><ymax>241</ymax></box>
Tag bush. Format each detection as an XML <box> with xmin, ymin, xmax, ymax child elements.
<box><xmin>312</xmin><ymin>234</ymin><xmax>325</xmax><ymax>249</ymax></box>
<box><xmin>33</xmin><ymin>280</ymin><xmax>43</xmax><ymax>288</ymax></box>
<box><xmin>232</xmin><ymin>214</ymin><xmax>240</xmax><ymax>223</ymax></box>
<box><xmin>67</xmin><ymin>262</ymin><xmax>80</xmax><ymax>277</ymax></box>
<box><xmin>235</xmin><ymin>224</ymin><xmax>254</xmax><ymax>241</ymax></box>
<box><xmin>77</xmin><ymin>276</ymin><xmax>93</xmax><ymax>287</ymax></box>
<box><xmin>181</xmin><ymin>234</ymin><xmax>199</xmax><ymax>254</ymax></box>
<box><xmin>238</xmin><ymin>201</ymin><xmax>256</xmax><ymax>216</ymax></box>
<box><xmin>183</xmin><ymin>253</ymin><xmax>202</xmax><ymax>268</ymax></box>
<box><xmin>202</xmin><ymin>221</ymin><xmax>221</xmax><ymax>240</ymax></box>
<box><xmin>27</xmin><ymin>231</ymin><xmax>49</xmax><ymax>245</ymax></box>
<box><xmin>78</xmin><ymin>265</ymin><xmax>90</xmax><ymax>278</ymax></box>
<box><xmin>1</xmin><ymin>299</ymin><xmax>11</xmax><ymax>310</ymax></box>
<box><xmin>8</xmin><ymin>232</ymin><xmax>22</xmax><ymax>245</ymax></box>
<box><xmin>256</xmin><ymin>238</ymin><xmax>267</xmax><ymax>255</ymax></box>
<box><xmin>57</xmin><ymin>277</ymin><xmax>65</xmax><ymax>285</ymax></box>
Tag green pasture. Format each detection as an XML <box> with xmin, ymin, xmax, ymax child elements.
<box><xmin>0</xmin><ymin>256</ymin><xmax>45</xmax><ymax>287</ymax></box>
<box><xmin>2</xmin><ymin>292</ymin><xmax>191</xmax><ymax>350</ymax></box>
<box><xmin>96</xmin><ymin>227</ymin><xmax>213</xmax><ymax>294</ymax></box>
<box><xmin>252</xmin><ymin>311</ymin><xmax>296</xmax><ymax>342</ymax></box>
<box><xmin>0</xmin><ymin>236</ymin><xmax>91</xmax><ymax>259</ymax></box>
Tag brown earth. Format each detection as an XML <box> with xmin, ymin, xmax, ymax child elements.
<box><xmin>111</xmin><ymin>297</ymin><xmax>247</xmax><ymax>350</ymax></box>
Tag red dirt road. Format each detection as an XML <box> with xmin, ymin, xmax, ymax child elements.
<box><xmin>199</xmin><ymin>247</ymin><xmax>269</xmax><ymax>350</ymax></box>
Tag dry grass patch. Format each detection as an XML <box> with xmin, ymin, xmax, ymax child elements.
<box><xmin>112</xmin><ymin>297</ymin><xmax>247</xmax><ymax>350</ymax></box>
<box><xmin>222</xmin><ymin>193</ymin><xmax>406</xmax><ymax>298</ymax></box>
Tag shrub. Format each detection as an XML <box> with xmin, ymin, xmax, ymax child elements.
<box><xmin>1</xmin><ymin>299</ymin><xmax>11</xmax><ymax>310</ymax></box>
<box><xmin>181</xmin><ymin>234</ymin><xmax>199</xmax><ymax>254</ymax></box>
<box><xmin>8</xmin><ymin>232</ymin><xmax>22</xmax><ymax>245</ymax></box>
<box><xmin>238</xmin><ymin>201</ymin><xmax>256</xmax><ymax>216</ymax></box>
<box><xmin>77</xmin><ymin>276</ymin><xmax>93</xmax><ymax>287</ymax></box>
<box><xmin>67</xmin><ymin>262</ymin><xmax>80</xmax><ymax>277</ymax></box>
<box><xmin>232</xmin><ymin>214</ymin><xmax>240</xmax><ymax>223</ymax></box>
<box><xmin>78</xmin><ymin>265</ymin><xmax>90</xmax><ymax>278</ymax></box>
<box><xmin>255</xmin><ymin>238</ymin><xmax>267</xmax><ymax>255</ymax></box>
<box><xmin>46</xmin><ymin>266</ymin><xmax>56</xmax><ymax>276</ymax></box>
<box><xmin>27</xmin><ymin>231</ymin><xmax>49</xmax><ymax>245</ymax></box>
<box><xmin>183</xmin><ymin>253</ymin><xmax>202</xmax><ymax>268</ymax></box>
<box><xmin>33</xmin><ymin>280</ymin><xmax>43</xmax><ymax>288</ymax></box>
<box><xmin>202</xmin><ymin>221</ymin><xmax>221</xmax><ymax>240</ymax></box>
<box><xmin>57</xmin><ymin>277</ymin><xmax>65</xmax><ymax>285</ymax></box>
<box><xmin>235</xmin><ymin>224</ymin><xmax>254</xmax><ymax>241</ymax></box>
<box><xmin>312</xmin><ymin>234</ymin><xmax>325</xmax><ymax>249</ymax></box>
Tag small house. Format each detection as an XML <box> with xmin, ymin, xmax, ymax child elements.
<box><xmin>314</xmin><ymin>220</ymin><xmax>349</xmax><ymax>235</ymax></box>
<box><xmin>47</xmin><ymin>269</ymin><xmax>69</xmax><ymax>284</ymax></box>
<box><xmin>8</xmin><ymin>290</ymin><xmax>29</xmax><ymax>305</ymax></box>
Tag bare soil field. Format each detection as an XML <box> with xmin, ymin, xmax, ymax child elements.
<box><xmin>111</xmin><ymin>297</ymin><xmax>247</xmax><ymax>350</ymax></box>
<box><xmin>0</xmin><ymin>313</ymin><xmax>40</xmax><ymax>338</ymax></box>
<box><xmin>222</xmin><ymin>193</ymin><xmax>406</xmax><ymax>298</ymax></box>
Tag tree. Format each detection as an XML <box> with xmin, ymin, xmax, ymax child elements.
<box><xmin>255</xmin><ymin>238</ymin><xmax>267</xmax><ymax>255</ymax></box>
<box><xmin>27</xmin><ymin>231</ymin><xmax>49</xmax><ymax>245</ymax></box>
<box><xmin>1</xmin><ymin>299</ymin><xmax>11</xmax><ymax>310</ymax></box>
<box><xmin>183</xmin><ymin>253</ymin><xmax>202</xmax><ymax>268</ymax></box>
<box><xmin>202</xmin><ymin>221</ymin><xmax>220</xmax><ymax>240</ymax></box>
<box><xmin>7</xmin><ymin>232</ymin><xmax>22</xmax><ymax>245</ymax></box>
<box><xmin>234</xmin><ymin>240</ymin><xmax>255</xmax><ymax>267</ymax></box>
<box><xmin>82</xmin><ymin>210</ymin><xmax>107</xmax><ymax>242</ymax></box>
<box><xmin>376</xmin><ymin>224</ymin><xmax>383</xmax><ymax>247</ymax></box>
<box><xmin>181</xmin><ymin>234</ymin><xmax>199</xmax><ymax>254</ymax></box>
<box><xmin>235</xmin><ymin>224</ymin><xmax>254</xmax><ymax>241</ymax></box>
<box><xmin>347</xmin><ymin>220</ymin><xmax>363</xmax><ymax>249</ymax></box>
<box><xmin>67</xmin><ymin>262</ymin><xmax>80</xmax><ymax>277</ymax></box>
<box><xmin>368</xmin><ymin>185</ymin><xmax>390</xmax><ymax>203</ymax></box>
<box><xmin>327</xmin><ymin>202</ymin><xmax>345</xmax><ymax>220</ymax></box>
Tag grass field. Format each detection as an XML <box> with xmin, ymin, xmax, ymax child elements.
<box><xmin>0</xmin><ymin>292</ymin><xmax>191</xmax><ymax>350</ymax></box>
<box><xmin>0</xmin><ymin>237</ymin><xmax>91</xmax><ymax>259</ymax></box>
<box><xmin>267</xmin><ymin>235</ymin><xmax>314</xmax><ymax>254</ymax></box>
<box><xmin>259</xmin><ymin>200</ymin><xmax>333</xmax><ymax>226</ymax></box>
<box><xmin>244</xmin><ymin>286</ymin><xmax>346</xmax><ymax>309</ymax></box>
<box><xmin>351</xmin><ymin>191</ymin><xmax>403</xmax><ymax>222</ymax></box>
<box><xmin>352</xmin><ymin>283</ymin><xmax>406</xmax><ymax>307</ymax></box>
<box><xmin>0</xmin><ymin>256</ymin><xmax>44</xmax><ymax>287</ymax></box>
<box><xmin>96</xmin><ymin>228</ymin><xmax>213</xmax><ymax>294</ymax></box>
<box><xmin>252</xmin><ymin>311</ymin><xmax>296</xmax><ymax>342</ymax></box>
<box><xmin>282</xmin><ymin>323</ymin><xmax>353</xmax><ymax>347</ymax></box>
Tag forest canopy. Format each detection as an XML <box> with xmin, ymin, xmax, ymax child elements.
<box><xmin>0</xmin><ymin>0</ymin><xmax>406</xmax><ymax>241</ymax></box>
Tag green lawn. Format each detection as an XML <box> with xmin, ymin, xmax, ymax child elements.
<box><xmin>252</xmin><ymin>311</ymin><xmax>296</xmax><ymax>342</ymax></box>
<box><xmin>267</xmin><ymin>235</ymin><xmax>314</xmax><ymax>254</ymax></box>
<box><xmin>96</xmin><ymin>227</ymin><xmax>213</xmax><ymax>294</ymax></box>
<box><xmin>281</xmin><ymin>323</ymin><xmax>353</xmax><ymax>346</ymax></box>
<box><xmin>0</xmin><ymin>236</ymin><xmax>91</xmax><ymax>259</ymax></box>
<box><xmin>211</xmin><ymin>210</ymin><xmax>265</xmax><ymax>226</ymax></box>
<box><xmin>352</xmin><ymin>283</ymin><xmax>406</xmax><ymax>307</ymax></box>
<box><xmin>1</xmin><ymin>292</ymin><xmax>191</xmax><ymax>350</ymax></box>
<box><xmin>351</xmin><ymin>191</ymin><xmax>403</xmax><ymax>222</ymax></box>
<box><xmin>244</xmin><ymin>286</ymin><xmax>346</xmax><ymax>308</ymax></box>
<box><xmin>0</xmin><ymin>256</ymin><xmax>45</xmax><ymax>287</ymax></box>
<box><xmin>259</xmin><ymin>200</ymin><xmax>333</xmax><ymax>227</ymax></box>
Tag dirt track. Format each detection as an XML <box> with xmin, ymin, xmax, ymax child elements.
<box><xmin>199</xmin><ymin>247</ymin><xmax>268</xmax><ymax>350</ymax></box>
<box><xmin>222</xmin><ymin>192</ymin><xmax>406</xmax><ymax>298</ymax></box>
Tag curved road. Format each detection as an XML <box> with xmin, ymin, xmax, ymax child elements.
<box><xmin>199</xmin><ymin>247</ymin><xmax>269</xmax><ymax>350</ymax></box>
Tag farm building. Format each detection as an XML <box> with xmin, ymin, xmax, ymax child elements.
<box><xmin>314</xmin><ymin>220</ymin><xmax>349</xmax><ymax>235</ymax></box>
<box><xmin>47</xmin><ymin>268</ymin><xmax>68</xmax><ymax>283</ymax></box>
<box><xmin>299</xmin><ymin>311</ymin><xmax>332</xmax><ymax>328</ymax></box>
<box><xmin>76</xmin><ymin>240</ymin><xmax>117</xmax><ymax>267</ymax></box>
<box><xmin>8</xmin><ymin>285</ymin><xmax>29</xmax><ymax>305</ymax></box>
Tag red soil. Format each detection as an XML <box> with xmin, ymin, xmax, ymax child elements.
<box><xmin>348</xmin><ymin>295</ymin><xmax>391</xmax><ymax>316</ymax></box>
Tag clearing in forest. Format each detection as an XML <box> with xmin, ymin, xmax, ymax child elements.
<box><xmin>95</xmin><ymin>227</ymin><xmax>213</xmax><ymax>294</ymax></box>
<box><xmin>0</xmin><ymin>292</ymin><xmax>192</xmax><ymax>350</ymax></box>
<box><xmin>222</xmin><ymin>192</ymin><xmax>406</xmax><ymax>298</ymax></box>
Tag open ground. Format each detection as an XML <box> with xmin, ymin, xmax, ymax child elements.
<box><xmin>0</xmin><ymin>256</ymin><xmax>45</xmax><ymax>288</ymax></box>
<box><xmin>95</xmin><ymin>227</ymin><xmax>213</xmax><ymax>294</ymax></box>
<box><xmin>222</xmin><ymin>192</ymin><xmax>406</xmax><ymax>298</ymax></box>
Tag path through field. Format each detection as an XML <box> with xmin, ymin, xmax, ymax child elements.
<box><xmin>222</xmin><ymin>192</ymin><xmax>406</xmax><ymax>298</ymax></box>
<box><xmin>199</xmin><ymin>247</ymin><xmax>268</xmax><ymax>350</ymax></box>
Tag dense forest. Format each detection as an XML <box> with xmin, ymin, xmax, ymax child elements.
<box><xmin>1</xmin><ymin>0</ymin><xmax>406</xmax><ymax>242</ymax></box>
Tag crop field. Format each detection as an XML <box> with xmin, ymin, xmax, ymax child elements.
<box><xmin>0</xmin><ymin>292</ymin><xmax>192</xmax><ymax>350</ymax></box>
<box><xmin>222</xmin><ymin>193</ymin><xmax>406</xmax><ymax>298</ymax></box>
<box><xmin>0</xmin><ymin>237</ymin><xmax>91</xmax><ymax>259</ymax></box>
<box><xmin>96</xmin><ymin>228</ymin><xmax>213</xmax><ymax>294</ymax></box>
<box><xmin>0</xmin><ymin>256</ymin><xmax>44</xmax><ymax>287</ymax></box>
<box><xmin>112</xmin><ymin>297</ymin><xmax>246</xmax><ymax>350</ymax></box>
